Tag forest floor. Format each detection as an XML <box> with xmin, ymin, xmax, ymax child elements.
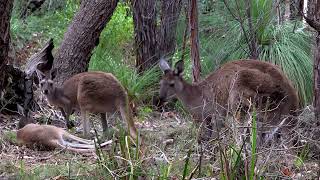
<box><xmin>1</xmin><ymin>105</ymin><xmax>320</xmax><ymax>179</ymax></box>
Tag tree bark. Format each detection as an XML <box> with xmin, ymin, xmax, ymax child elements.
<box><xmin>0</xmin><ymin>0</ymin><xmax>14</xmax><ymax>98</ymax></box>
<box><xmin>132</xmin><ymin>0</ymin><xmax>158</xmax><ymax>73</ymax></box>
<box><xmin>0</xmin><ymin>0</ymin><xmax>13</xmax><ymax>73</ymax></box>
<box><xmin>290</xmin><ymin>0</ymin><xmax>304</xmax><ymax>20</ymax></box>
<box><xmin>190</xmin><ymin>0</ymin><xmax>201</xmax><ymax>82</ymax></box>
<box><xmin>53</xmin><ymin>0</ymin><xmax>118</xmax><ymax>84</ymax></box>
<box><xmin>245</xmin><ymin>0</ymin><xmax>259</xmax><ymax>59</ymax></box>
<box><xmin>158</xmin><ymin>0</ymin><xmax>182</xmax><ymax>62</ymax></box>
<box><xmin>284</xmin><ymin>0</ymin><xmax>291</xmax><ymax>21</ymax></box>
<box><xmin>306</xmin><ymin>0</ymin><xmax>320</xmax><ymax>121</ymax></box>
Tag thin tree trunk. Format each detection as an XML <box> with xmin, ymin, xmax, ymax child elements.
<box><xmin>132</xmin><ymin>0</ymin><xmax>158</xmax><ymax>73</ymax></box>
<box><xmin>275</xmin><ymin>0</ymin><xmax>282</xmax><ymax>25</ymax></box>
<box><xmin>314</xmin><ymin>33</ymin><xmax>320</xmax><ymax>121</ymax></box>
<box><xmin>159</xmin><ymin>0</ymin><xmax>182</xmax><ymax>62</ymax></box>
<box><xmin>181</xmin><ymin>2</ymin><xmax>190</xmax><ymax>63</ymax></box>
<box><xmin>305</xmin><ymin>0</ymin><xmax>320</xmax><ymax>120</ymax></box>
<box><xmin>245</xmin><ymin>0</ymin><xmax>259</xmax><ymax>59</ymax></box>
<box><xmin>53</xmin><ymin>0</ymin><xmax>118</xmax><ymax>84</ymax></box>
<box><xmin>189</xmin><ymin>0</ymin><xmax>201</xmax><ymax>83</ymax></box>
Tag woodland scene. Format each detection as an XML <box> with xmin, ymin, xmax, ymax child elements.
<box><xmin>1</xmin><ymin>0</ymin><xmax>320</xmax><ymax>179</ymax></box>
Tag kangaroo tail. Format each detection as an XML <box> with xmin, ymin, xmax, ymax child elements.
<box><xmin>62</xmin><ymin>131</ymin><xmax>94</xmax><ymax>144</ymax></box>
<box><xmin>57</xmin><ymin>139</ymin><xmax>113</xmax><ymax>153</ymax></box>
<box><xmin>119</xmin><ymin>99</ymin><xmax>138</xmax><ymax>140</ymax></box>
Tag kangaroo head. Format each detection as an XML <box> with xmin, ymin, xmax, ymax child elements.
<box><xmin>159</xmin><ymin>59</ymin><xmax>185</xmax><ymax>101</ymax></box>
<box><xmin>39</xmin><ymin>70</ymin><xmax>56</xmax><ymax>95</ymax></box>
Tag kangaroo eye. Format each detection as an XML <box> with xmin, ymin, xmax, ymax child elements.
<box><xmin>169</xmin><ymin>83</ymin><xmax>174</xmax><ymax>87</ymax></box>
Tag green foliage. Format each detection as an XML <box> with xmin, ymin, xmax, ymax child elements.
<box><xmin>89</xmin><ymin>4</ymin><xmax>160</xmax><ymax>105</ymax></box>
<box><xmin>2</xmin><ymin>131</ymin><xmax>18</xmax><ymax>145</ymax></box>
<box><xmin>11</xmin><ymin>0</ymin><xmax>80</xmax><ymax>48</ymax></box>
<box><xmin>90</xmin><ymin>51</ymin><xmax>160</xmax><ymax>104</ymax></box>
<box><xmin>294</xmin><ymin>144</ymin><xmax>309</xmax><ymax>168</ymax></box>
<box><xmin>190</xmin><ymin>0</ymin><xmax>313</xmax><ymax>106</ymax></box>
<box><xmin>94</xmin><ymin>3</ymin><xmax>134</xmax><ymax>60</ymax></box>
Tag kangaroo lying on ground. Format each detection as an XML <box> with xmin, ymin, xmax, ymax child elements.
<box><xmin>39</xmin><ymin>71</ymin><xmax>139</xmax><ymax>141</ymax></box>
<box><xmin>17</xmin><ymin>123</ymin><xmax>112</xmax><ymax>153</ymax></box>
<box><xmin>159</xmin><ymin>59</ymin><xmax>299</xmax><ymax>142</ymax></box>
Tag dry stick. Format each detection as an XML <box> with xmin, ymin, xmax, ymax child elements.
<box><xmin>198</xmin><ymin>144</ymin><xmax>203</xmax><ymax>176</ymax></box>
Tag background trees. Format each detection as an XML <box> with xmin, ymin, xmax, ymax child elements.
<box><xmin>132</xmin><ymin>0</ymin><xmax>183</xmax><ymax>72</ymax></box>
<box><xmin>1</xmin><ymin>0</ymin><xmax>315</xmax><ymax>109</ymax></box>
<box><xmin>1</xmin><ymin>0</ymin><xmax>320</xmax><ymax>179</ymax></box>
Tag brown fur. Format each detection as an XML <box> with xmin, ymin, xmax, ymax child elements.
<box><xmin>17</xmin><ymin>123</ymin><xmax>112</xmax><ymax>153</ymax></box>
<box><xmin>159</xmin><ymin>59</ymin><xmax>299</xmax><ymax>137</ymax></box>
<box><xmin>40</xmin><ymin>71</ymin><xmax>138</xmax><ymax>140</ymax></box>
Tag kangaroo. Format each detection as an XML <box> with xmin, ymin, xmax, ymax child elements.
<box><xmin>39</xmin><ymin>71</ymin><xmax>139</xmax><ymax>141</ymax></box>
<box><xmin>17</xmin><ymin>123</ymin><xmax>112</xmax><ymax>153</ymax></box>
<box><xmin>159</xmin><ymin>59</ymin><xmax>299</xmax><ymax>142</ymax></box>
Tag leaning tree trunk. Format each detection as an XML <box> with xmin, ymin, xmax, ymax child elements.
<box><xmin>190</xmin><ymin>0</ymin><xmax>201</xmax><ymax>82</ymax></box>
<box><xmin>53</xmin><ymin>0</ymin><xmax>118</xmax><ymax>84</ymax></box>
<box><xmin>132</xmin><ymin>0</ymin><xmax>158</xmax><ymax>73</ymax></box>
<box><xmin>305</xmin><ymin>0</ymin><xmax>320</xmax><ymax>121</ymax></box>
<box><xmin>158</xmin><ymin>0</ymin><xmax>182</xmax><ymax>63</ymax></box>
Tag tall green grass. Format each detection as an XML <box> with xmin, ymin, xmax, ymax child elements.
<box><xmin>89</xmin><ymin>4</ymin><xmax>160</xmax><ymax>104</ymax></box>
<box><xmin>90</xmin><ymin>50</ymin><xmax>160</xmax><ymax>104</ymax></box>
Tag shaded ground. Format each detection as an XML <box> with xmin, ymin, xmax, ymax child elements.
<box><xmin>1</xmin><ymin>105</ymin><xmax>320</xmax><ymax>179</ymax></box>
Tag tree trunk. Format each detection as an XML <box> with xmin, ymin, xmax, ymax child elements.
<box><xmin>245</xmin><ymin>0</ymin><xmax>259</xmax><ymax>59</ymax></box>
<box><xmin>190</xmin><ymin>0</ymin><xmax>201</xmax><ymax>83</ymax></box>
<box><xmin>132</xmin><ymin>0</ymin><xmax>158</xmax><ymax>73</ymax></box>
<box><xmin>314</xmin><ymin>33</ymin><xmax>320</xmax><ymax>121</ymax></box>
<box><xmin>0</xmin><ymin>0</ymin><xmax>14</xmax><ymax>94</ymax></box>
<box><xmin>0</xmin><ymin>0</ymin><xmax>13</xmax><ymax>73</ymax></box>
<box><xmin>284</xmin><ymin>0</ymin><xmax>291</xmax><ymax>21</ymax></box>
<box><xmin>290</xmin><ymin>0</ymin><xmax>304</xmax><ymax>20</ymax></box>
<box><xmin>158</xmin><ymin>0</ymin><xmax>182</xmax><ymax>62</ymax></box>
<box><xmin>53</xmin><ymin>0</ymin><xmax>118</xmax><ymax>84</ymax></box>
<box><xmin>306</xmin><ymin>0</ymin><xmax>320</xmax><ymax>121</ymax></box>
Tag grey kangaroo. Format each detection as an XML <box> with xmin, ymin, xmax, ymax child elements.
<box><xmin>39</xmin><ymin>71</ymin><xmax>138</xmax><ymax>140</ymax></box>
<box><xmin>159</xmin><ymin>59</ymin><xmax>299</xmax><ymax>142</ymax></box>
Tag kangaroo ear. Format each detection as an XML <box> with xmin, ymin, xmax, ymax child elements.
<box><xmin>50</xmin><ymin>69</ymin><xmax>57</xmax><ymax>80</ymax></box>
<box><xmin>174</xmin><ymin>60</ymin><xmax>184</xmax><ymax>75</ymax></box>
<box><xmin>159</xmin><ymin>58</ymin><xmax>171</xmax><ymax>74</ymax></box>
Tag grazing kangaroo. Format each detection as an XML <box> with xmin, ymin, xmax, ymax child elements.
<box><xmin>17</xmin><ymin>123</ymin><xmax>112</xmax><ymax>153</ymax></box>
<box><xmin>159</xmin><ymin>59</ymin><xmax>299</xmax><ymax>142</ymax></box>
<box><xmin>39</xmin><ymin>71</ymin><xmax>138</xmax><ymax>140</ymax></box>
